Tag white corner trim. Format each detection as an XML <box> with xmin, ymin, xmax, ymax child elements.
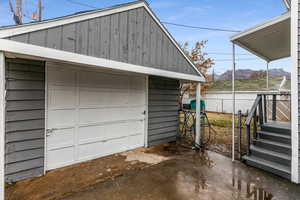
<box><xmin>43</xmin><ymin>64</ymin><xmax>48</xmax><ymax>175</ymax></box>
<box><xmin>230</xmin><ymin>12</ymin><xmax>290</xmax><ymax>42</ymax></box>
<box><xmin>0</xmin><ymin>52</ymin><xmax>5</xmax><ymax>200</ymax></box>
<box><xmin>0</xmin><ymin>39</ymin><xmax>205</xmax><ymax>82</ymax></box>
<box><xmin>0</xmin><ymin>2</ymin><xmax>203</xmax><ymax>79</ymax></box>
<box><xmin>291</xmin><ymin>0</ymin><xmax>299</xmax><ymax>184</ymax></box>
<box><xmin>144</xmin><ymin>76</ymin><xmax>149</xmax><ymax>148</ymax></box>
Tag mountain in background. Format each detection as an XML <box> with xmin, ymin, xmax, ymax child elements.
<box><xmin>215</xmin><ymin>68</ymin><xmax>291</xmax><ymax>81</ymax></box>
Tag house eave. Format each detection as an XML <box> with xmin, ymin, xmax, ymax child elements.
<box><xmin>0</xmin><ymin>39</ymin><xmax>205</xmax><ymax>82</ymax></box>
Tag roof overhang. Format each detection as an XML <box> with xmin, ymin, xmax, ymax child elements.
<box><xmin>0</xmin><ymin>39</ymin><xmax>205</xmax><ymax>82</ymax></box>
<box><xmin>0</xmin><ymin>1</ymin><xmax>203</xmax><ymax>78</ymax></box>
<box><xmin>230</xmin><ymin>12</ymin><xmax>290</xmax><ymax>62</ymax></box>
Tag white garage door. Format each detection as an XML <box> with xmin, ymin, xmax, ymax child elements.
<box><xmin>46</xmin><ymin>63</ymin><xmax>146</xmax><ymax>170</ymax></box>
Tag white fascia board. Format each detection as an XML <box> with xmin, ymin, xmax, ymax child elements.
<box><xmin>290</xmin><ymin>0</ymin><xmax>299</xmax><ymax>184</ymax></box>
<box><xmin>230</xmin><ymin>12</ymin><xmax>290</xmax><ymax>42</ymax></box>
<box><xmin>0</xmin><ymin>2</ymin><xmax>145</xmax><ymax>38</ymax></box>
<box><xmin>0</xmin><ymin>39</ymin><xmax>204</xmax><ymax>82</ymax></box>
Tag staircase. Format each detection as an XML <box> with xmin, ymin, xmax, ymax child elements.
<box><xmin>243</xmin><ymin>121</ymin><xmax>291</xmax><ymax>179</ymax></box>
<box><xmin>240</xmin><ymin>92</ymin><xmax>292</xmax><ymax>180</ymax></box>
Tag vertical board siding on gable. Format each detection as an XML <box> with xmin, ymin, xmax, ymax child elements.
<box><xmin>148</xmin><ymin>76</ymin><xmax>179</xmax><ymax>146</ymax></box>
<box><xmin>110</xmin><ymin>14</ymin><xmax>120</xmax><ymax>61</ymax></box>
<box><xmin>7</xmin><ymin>8</ymin><xmax>199</xmax><ymax>76</ymax></box>
<box><xmin>5</xmin><ymin>58</ymin><xmax>45</xmax><ymax>183</ymax></box>
<box><xmin>75</xmin><ymin>20</ymin><xmax>89</xmax><ymax>55</ymax></box>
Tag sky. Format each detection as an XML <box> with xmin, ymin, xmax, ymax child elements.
<box><xmin>0</xmin><ymin>0</ymin><xmax>290</xmax><ymax>74</ymax></box>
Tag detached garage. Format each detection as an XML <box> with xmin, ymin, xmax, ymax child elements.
<box><xmin>0</xmin><ymin>1</ymin><xmax>204</xmax><ymax>197</ymax></box>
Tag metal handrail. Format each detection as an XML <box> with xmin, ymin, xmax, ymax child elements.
<box><xmin>245</xmin><ymin>95</ymin><xmax>262</xmax><ymax>155</ymax></box>
<box><xmin>242</xmin><ymin>92</ymin><xmax>291</xmax><ymax>157</ymax></box>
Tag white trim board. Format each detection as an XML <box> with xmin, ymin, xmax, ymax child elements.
<box><xmin>0</xmin><ymin>52</ymin><xmax>5</xmax><ymax>200</ymax></box>
<box><xmin>230</xmin><ymin>12</ymin><xmax>290</xmax><ymax>42</ymax></box>
<box><xmin>290</xmin><ymin>0</ymin><xmax>299</xmax><ymax>184</ymax></box>
<box><xmin>0</xmin><ymin>1</ymin><xmax>203</xmax><ymax>78</ymax></box>
<box><xmin>0</xmin><ymin>39</ymin><xmax>204</xmax><ymax>82</ymax></box>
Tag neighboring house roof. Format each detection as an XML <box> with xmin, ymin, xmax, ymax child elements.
<box><xmin>0</xmin><ymin>0</ymin><xmax>204</xmax><ymax>80</ymax></box>
<box><xmin>231</xmin><ymin>12</ymin><xmax>290</xmax><ymax>62</ymax></box>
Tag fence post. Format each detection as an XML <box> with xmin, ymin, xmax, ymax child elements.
<box><xmin>238</xmin><ymin>110</ymin><xmax>242</xmax><ymax>160</ymax></box>
<box><xmin>263</xmin><ymin>95</ymin><xmax>267</xmax><ymax>123</ymax></box>
<box><xmin>258</xmin><ymin>95</ymin><xmax>263</xmax><ymax>126</ymax></box>
<box><xmin>272</xmin><ymin>95</ymin><xmax>277</xmax><ymax>121</ymax></box>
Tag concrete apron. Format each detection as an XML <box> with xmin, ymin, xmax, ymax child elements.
<box><xmin>63</xmin><ymin>151</ymin><xmax>300</xmax><ymax>200</ymax></box>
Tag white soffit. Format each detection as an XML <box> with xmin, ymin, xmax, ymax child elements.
<box><xmin>231</xmin><ymin>12</ymin><xmax>291</xmax><ymax>62</ymax></box>
<box><xmin>0</xmin><ymin>39</ymin><xmax>205</xmax><ymax>82</ymax></box>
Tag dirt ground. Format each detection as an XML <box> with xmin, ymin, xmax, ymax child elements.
<box><xmin>5</xmin><ymin>112</ymin><xmax>241</xmax><ymax>200</ymax></box>
<box><xmin>5</xmin><ymin>144</ymin><xmax>185</xmax><ymax>200</ymax></box>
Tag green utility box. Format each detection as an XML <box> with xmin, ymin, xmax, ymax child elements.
<box><xmin>190</xmin><ymin>99</ymin><xmax>205</xmax><ymax>111</ymax></box>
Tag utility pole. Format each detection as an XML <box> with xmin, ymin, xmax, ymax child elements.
<box><xmin>9</xmin><ymin>0</ymin><xmax>43</xmax><ymax>25</ymax></box>
<box><xmin>38</xmin><ymin>0</ymin><xmax>42</xmax><ymax>22</ymax></box>
<box><xmin>9</xmin><ymin>0</ymin><xmax>23</xmax><ymax>25</ymax></box>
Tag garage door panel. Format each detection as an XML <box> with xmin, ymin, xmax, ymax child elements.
<box><xmin>48</xmin><ymin>88</ymin><xmax>76</xmax><ymax>109</ymax></box>
<box><xmin>47</xmin><ymin>64</ymin><xmax>146</xmax><ymax>170</ymax></box>
<box><xmin>128</xmin><ymin>91</ymin><xmax>145</xmax><ymax>106</ymax></box>
<box><xmin>47</xmin><ymin>128</ymin><xmax>75</xmax><ymax>150</ymax></box>
<box><xmin>48</xmin><ymin>109</ymin><xmax>76</xmax><ymax>128</ymax></box>
<box><xmin>79</xmin><ymin>107</ymin><xmax>144</xmax><ymax>125</ymax></box>
<box><xmin>47</xmin><ymin>67</ymin><xmax>76</xmax><ymax>86</ymax></box>
<box><xmin>78</xmin><ymin>122</ymin><xmax>139</xmax><ymax>144</ymax></box>
<box><xmin>47</xmin><ymin>147</ymin><xmax>75</xmax><ymax>170</ymax></box>
<box><xmin>77</xmin><ymin>134</ymin><xmax>142</xmax><ymax>162</ymax></box>
<box><xmin>130</xmin><ymin>77</ymin><xmax>146</xmax><ymax>91</ymax></box>
<box><xmin>79</xmin><ymin>71</ymin><xmax>129</xmax><ymax>89</ymax></box>
<box><xmin>79</xmin><ymin>89</ymin><xmax>129</xmax><ymax>107</ymax></box>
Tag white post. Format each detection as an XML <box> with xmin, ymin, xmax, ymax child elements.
<box><xmin>291</xmin><ymin>0</ymin><xmax>299</xmax><ymax>184</ymax></box>
<box><xmin>266</xmin><ymin>62</ymin><xmax>269</xmax><ymax>90</ymax></box>
<box><xmin>0</xmin><ymin>52</ymin><xmax>5</xmax><ymax>200</ymax></box>
<box><xmin>195</xmin><ymin>82</ymin><xmax>201</xmax><ymax>146</ymax></box>
<box><xmin>232</xmin><ymin>43</ymin><xmax>236</xmax><ymax>162</ymax></box>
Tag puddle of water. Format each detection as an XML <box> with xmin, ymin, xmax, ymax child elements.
<box><xmin>232</xmin><ymin>177</ymin><xmax>274</xmax><ymax>200</ymax></box>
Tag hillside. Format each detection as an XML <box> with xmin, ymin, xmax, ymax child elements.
<box><xmin>208</xmin><ymin>76</ymin><xmax>290</xmax><ymax>91</ymax></box>
<box><xmin>215</xmin><ymin>68</ymin><xmax>291</xmax><ymax>81</ymax></box>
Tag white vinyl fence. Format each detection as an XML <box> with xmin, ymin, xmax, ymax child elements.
<box><xmin>203</xmin><ymin>91</ymin><xmax>291</xmax><ymax>121</ymax></box>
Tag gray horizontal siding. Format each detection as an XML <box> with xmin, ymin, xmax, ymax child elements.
<box><xmin>5</xmin><ymin>58</ymin><xmax>45</xmax><ymax>183</ymax></box>
<box><xmin>7</xmin><ymin>8</ymin><xmax>198</xmax><ymax>76</ymax></box>
<box><xmin>148</xmin><ymin>76</ymin><xmax>179</xmax><ymax>146</ymax></box>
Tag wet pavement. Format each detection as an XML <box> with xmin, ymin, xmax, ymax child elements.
<box><xmin>63</xmin><ymin>151</ymin><xmax>300</xmax><ymax>200</ymax></box>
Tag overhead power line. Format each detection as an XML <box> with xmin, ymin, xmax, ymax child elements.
<box><xmin>63</xmin><ymin>0</ymin><xmax>241</xmax><ymax>33</ymax></box>
<box><xmin>65</xmin><ymin>0</ymin><xmax>97</xmax><ymax>9</ymax></box>
<box><xmin>215</xmin><ymin>58</ymin><xmax>261</xmax><ymax>61</ymax></box>
<box><xmin>161</xmin><ymin>22</ymin><xmax>241</xmax><ymax>33</ymax></box>
<box><xmin>206</xmin><ymin>52</ymin><xmax>250</xmax><ymax>56</ymax></box>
